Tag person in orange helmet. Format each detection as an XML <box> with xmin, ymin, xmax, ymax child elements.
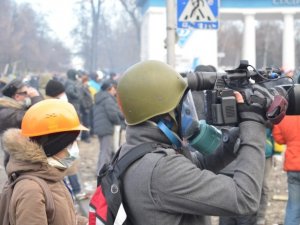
<box><xmin>1</xmin><ymin>99</ymin><xmax>88</xmax><ymax>225</ymax></box>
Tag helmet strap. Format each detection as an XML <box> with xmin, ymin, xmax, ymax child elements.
<box><xmin>157</xmin><ymin>120</ymin><xmax>182</xmax><ymax>148</ymax></box>
<box><xmin>168</xmin><ymin>110</ymin><xmax>178</xmax><ymax>131</ymax></box>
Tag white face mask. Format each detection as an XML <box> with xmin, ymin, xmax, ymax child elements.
<box><xmin>57</xmin><ymin>93</ymin><xmax>68</xmax><ymax>102</ymax></box>
<box><xmin>23</xmin><ymin>97</ymin><xmax>32</xmax><ymax>107</ymax></box>
<box><xmin>60</xmin><ymin>141</ymin><xmax>80</xmax><ymax>168</ymax></box>
<box><xmin>48</xmin><ymin>141</ymin><xmax>80</xmax><ymax>169</ymax></box>
<box><xmin>67</xmin><ymin>141</ymin><xmax>80</xmax><ymax>158</ymax></box>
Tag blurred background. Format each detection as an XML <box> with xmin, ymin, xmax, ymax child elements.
<box><xmin>0</xmin><ymin>0</ymin><xmax>300</xmax><ymax>77</ymax></box>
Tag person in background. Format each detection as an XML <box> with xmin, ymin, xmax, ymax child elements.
<box><xmin>93</xmin><ymin>79</ymin><xmax>124</xmax><ymax>174</ymax></box>
<box><xmin>45</xmin><ymin>79</ymin><xmax>68</xmax><ymax>101</ymax></box>
<box><xmin>110</xmin><ymin>79</ymin><xmax>126</xmax><ymax>152</ymax></box>
<box><xmin>29</xmin><ymin>75</ymin><xmax>40</xmax><ymax>90</ymax></box>
<box><xmin>109</xmin><ymin>72</ymin><xmax>118</xmax><ymax>82</ymax></box>
<box><xmin>88</xmin><ymin>71</ymin><xmax>103</xmax><ymax>136</ymax></box>
<box><xmin>0</xmin><ymin>78</ymin><xmax>43</xmax><ymax>167</ymax></box>
<box><xmin>273</xmin><ymin>115</ymin><xmax>300</xmax><ymax>225</ymax></box>
<box><xmin>88</xmin><ymin>71</ymin><xmax>102</xmax><ymax>98</ymax></box>
<box><xmin>45</xmin><ymin>79</ymin><xmax>89</xmax><ymax>201</ymax></box>
<box><xmin>64</xmin><ymin>69</ymin><xmax>82</xmax><ymax>116</ymax></box>
<box><xmin>77</xmin><ymin>70</ymin><xmax>93</xmax><ymax>143</ymax></box>
<box><xmin>1</xmin><ymin>99</ymin><xmax>88</xmax><ymax>225</ymax></box>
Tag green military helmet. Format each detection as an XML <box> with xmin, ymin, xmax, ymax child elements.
<box><xmin>117</xmin><ymin>60</ymin><xmax>188</xmax><ymax>125</ymax></box>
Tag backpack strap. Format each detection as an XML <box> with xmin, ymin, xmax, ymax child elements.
<box><xmin>113</xmin><ymin>142</ymin><xmax>159</xmax><ymax>178</ymax></box>
<box><xmin>13</xmin><ymin>175</ymin><xmax>55</xmax><ymax>225</ymax></box>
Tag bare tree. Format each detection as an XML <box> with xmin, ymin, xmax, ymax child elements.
<box><xmin>256</xmin><ymin>21</ymin><xmax>282</xmax><ymax>69</ymax></box>
<box><xmin>73</xmin><ymin>0</ymin><xmax>105</xmax><ymax>72</ymax></box>
<box><xmin>95</xmin><ymin>0</ymin><xmax>141</xmax><ymax>72</ymax></box>
<box><xmin>218</xmin><ymin>21</ymin><xmax>243</xmax><ymax>68</ymax></box>
<box><xmin>119</xmin><ymin>0</ymin><xmax>142</xmax><ymax>45</ymax></box>
<box><xmin>0</xmin><ymin>1</ymin><xmax>71</xmax><ymax>74</ymax></box>
<box><xmin>72</xmin><ymin>0</ymin><xmax>142</xmax><ymax>73</ymax></box>
<box><xmin>72</xmin><ymin>0</ymin><xmax>93</xmax><ymax>70</ymax></box>
<box><xmin>90</xmin><ymin>0</ymin><xmax>104</xmax><ymax>71</ymax></box>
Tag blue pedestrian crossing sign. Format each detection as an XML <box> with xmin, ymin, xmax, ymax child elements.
<box><xmin>177</xmin><ymin>0</ymin><xmax>219</xmax><ymax>29</ymax></box>
<box><xmin>177</xmin><ymin>29</ymin><xmax>193</xmax><ymax>47</ymax></box>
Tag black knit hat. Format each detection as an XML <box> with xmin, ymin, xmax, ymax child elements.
<box><xmin>30</xmin><ymin>131</ymin><xmax>80</xmax><ymax>157</ymax></box>
<box><xmin>45</xmin><ymin>79</ymin><xmax>65</xmax><ymax>97</ymax></box>
<box><xmin>1</xmin><ymin>79</ymin><xmax>25</xmax><ymax>97</ymax></box>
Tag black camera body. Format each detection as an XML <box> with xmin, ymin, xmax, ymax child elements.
<box><xmin>187</xmin><ymin>60</ymin><xmax>300</xmax><ymax>126</ymax></box>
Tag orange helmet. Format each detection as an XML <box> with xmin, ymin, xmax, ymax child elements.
<box><xmin>21</xmin><ymin>99</ymin><xmax>88</xmax><ymax>137</ymax></box>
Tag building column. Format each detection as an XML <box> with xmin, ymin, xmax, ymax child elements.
<box><xmin>282</xmin><ymin>13</ymin><xmax>295</xmax><ymax>70</ymax></box>
<box><xmin>242</xmin><ymin>13</ymin><xmax>256</xmax><ymax>67</ymax></box>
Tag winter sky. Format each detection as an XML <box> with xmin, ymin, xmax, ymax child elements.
<box><xmin>15</xmin><ymin>0</ymin><xmax>76</xmax><ymax>48</ymax></box>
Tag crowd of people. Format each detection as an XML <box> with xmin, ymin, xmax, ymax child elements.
<box><xmin>0</xmin><ymin>61</ymin><xmax>299</xmax><ymax>225</ymax></box>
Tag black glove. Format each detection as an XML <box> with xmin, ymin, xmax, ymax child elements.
<box><xmin>238</xmin><ymin>84</ymin><xmax>275</xmax><ymax>124</ymax></box>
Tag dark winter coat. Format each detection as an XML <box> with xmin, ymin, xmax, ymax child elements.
<box><xmin>93</xmin><ymin>91</ymin><xmax>123</xmax><ymax>137</ymax></box>
<box><xmin>0</xmin><ymin>96</ymin><xmax>43</xmax><ymax>167</ymax></box>
<box><xmin>80</xmin><ymin>84</ymin><xmax>93</xmax><ymax>113</ymax></box>
<box><xmin>2</xmin><ymin>128</ymin><xmax>87</xmax><ymax>225</ymax></box>
<box><xmin>0</xmin><ymin>96</ymin><xmax>43</xmax><ymax>134</ymax></box>
<box><xmin>64</xmin><ymin>79</ymin><xmax>82</xmax><ymax>114</ymax></box>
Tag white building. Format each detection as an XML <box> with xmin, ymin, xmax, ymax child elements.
<box><xmin>137</xmin><ymin>0</ymin><xmax>300</xmax><ymax>71</ymax></box>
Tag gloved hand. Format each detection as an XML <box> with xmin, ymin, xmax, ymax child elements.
<box><xmin>237</xmin><ymin>84</ymin><xmax>275</xmax><ymax>124</ymax></box>
<box><xmin>251</xmin><ymin>84</ymin><xmax>277</xmax><ymax>108</ymax></box>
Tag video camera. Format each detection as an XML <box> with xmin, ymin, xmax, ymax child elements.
<box><xmin>187</xmin><ymin>60</ymin><xmax>300</xmax><ymax>126</ymax></box>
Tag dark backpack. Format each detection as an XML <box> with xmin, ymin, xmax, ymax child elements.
<box><xmin>0</xmin><ymin>174</ymin><xmax>55</xmax><ymax>225</ymax></box>
<box><xmin>89</xmin><ymin>142</ymin><xmax>159</xmax><ymax>225</ymax></box>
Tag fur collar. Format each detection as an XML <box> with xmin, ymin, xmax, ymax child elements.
<box><xmin>0</xmin><ymin>97</ymin><xmax>24</xmax><ymax>109</ymax></box>
<box><xmin>2</xmin><ymin>128</ymin><xmax>48</xmax><ymax>164</ymax></box>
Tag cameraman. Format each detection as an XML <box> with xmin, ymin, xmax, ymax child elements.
<box><xmin>116</xmin><ymin>60</ymin><xmax>272</xmax><ymax>225</ymax></box>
